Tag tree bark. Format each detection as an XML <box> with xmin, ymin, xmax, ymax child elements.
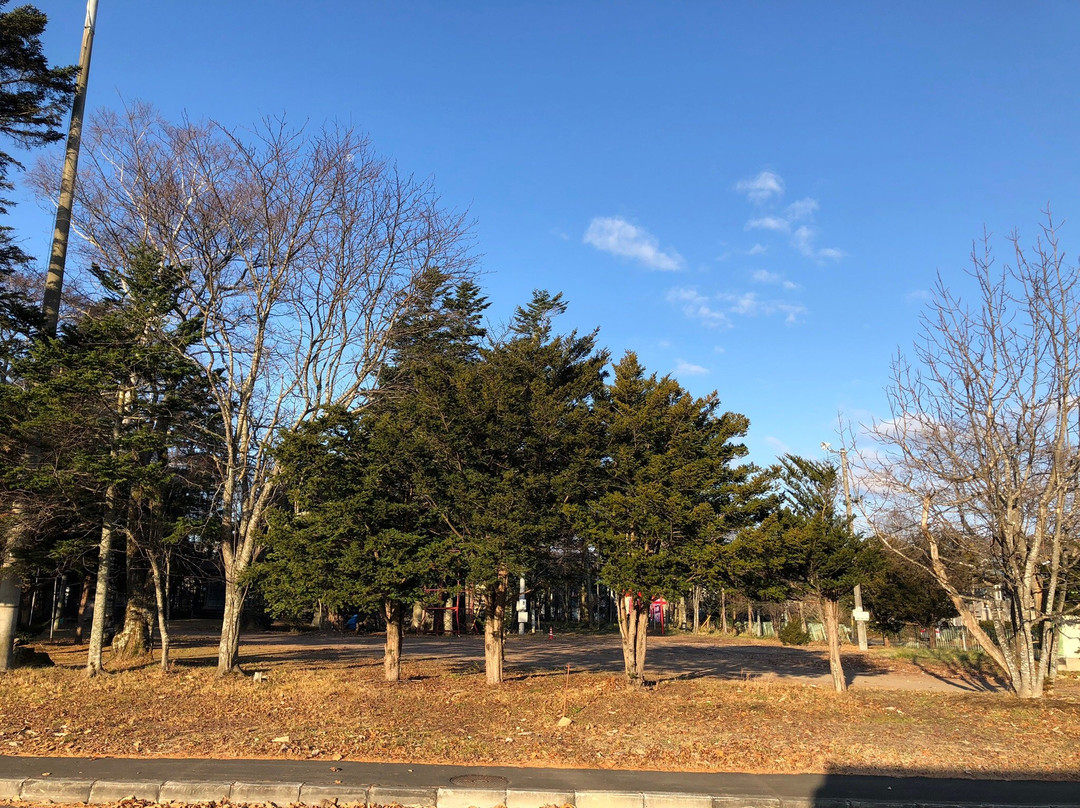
<box><xmin>484</xmin><ymin>569</ymin><xmax>509</xmax><ymax>684</ymax></box>
<box><xmin>615</xmin><ymin>592</ymin><xmax>649</xmax><ymax>684</ymax></box>
<box><xmin>0</xmin><ymin>555</ymin><xmax>19</xmax><ymax>672</ymax></box>
<box><xmin>146</xmin><ymin>552</ymin><xmax>170</xmax><ymax>672</ymax></box>
<box><xmin>75</xmin><ymin>574</ymin><xmax>91</xmax><ymax>644</ymax></box>
<box><xmin>217</xmin><ymin>578</ymin><xmax>246</xmax><ymax>674</ymax></box>
<box><xmin>86</xmin><ymin>482</ymin><xmax>119</xmax><ymax>676</ymax></box>
<box><xmin>113</xmin><ymin>531</ymin><xmax>153</xmax><ymax>659</ymax></box>
<box><xmin>821</xmin><ymin>596</ymin><xmax>847</xmax><ymax>693</ymax></box>
<box><xmin>384</xmin><ymin>599</ymin><xmax>403</xmax><ymax>682</ymax></box>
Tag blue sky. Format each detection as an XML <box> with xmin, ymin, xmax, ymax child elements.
<box><xmin>11</xmin><ymin>1</ymin><xmax>1080</xmax><ymax>465</ymax></box>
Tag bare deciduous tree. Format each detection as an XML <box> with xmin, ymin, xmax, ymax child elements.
<box><xmin>868</xmin><ymin>215</ymin><xmax>1080</xmax><ymax>698</ymax></box>
<box><xmin>48</xmin><ymin>103</ymin><xmax>474</xmax><ymax>674</ymax></box>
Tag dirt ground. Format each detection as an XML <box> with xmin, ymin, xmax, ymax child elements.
<box><xmin>2</xmin><ymin>625</ymin><xmax>1078</xmax><ymax>781</ymax></box>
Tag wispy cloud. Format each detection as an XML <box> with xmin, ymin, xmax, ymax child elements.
<box><xmin>736</xmin><ymin>172</ymin><xmax>844</xmax><ymax>261</ymax></box>
<box><xmin>674</xmin><ymin>359</ymin><xmax>709</xmax><ymax>377</ymax></box>
<box><xmin>669</xmin><ymin>287</ymin><xmax>806</xmax><ymax>327</ymax></box>
<box><xmin>584</xmin><ymin>216</ymin><xmax>683</xmax><ymax>271</ymax></box>
<box><xmin>751</xmin><ymin>269</ymin><xmax>799</xmax><ymax>290</ymax></box>
<box><xmin>905</xmin><ymin>289</ymin><xmax>930</xmax><ymax>303</ymax></box>
<box><xmin>791</xmin><ymin>225</ymin><xmax>845</xmax><ymax>262</ymax></box>
<box><xmin>718</xmin><ymin>291</ymin><xmax>806</xmax><ymax>324</ymax></box>
<box><xmin>746</xmin><ymin>243</ymin><xmax>768</xmax><ymax>256</ymax></box>
<box><xmin>786</xmin><ymin>197</ymin><xmax>819</xmax><ymax>221</ymax></box>
<box><xmin>735</xmin><ymin>170</ymin><xmax>785</xmax><ymax>203</ymax></box>
<box><xmin>666</xmin><ymin>287</ymin><xmax>731</xmax><ymax>328</ymax></box>
<box><xmin>746</xmin><ymin>216</ymin><xmax>791</xmax><ymax>233</ymax></box>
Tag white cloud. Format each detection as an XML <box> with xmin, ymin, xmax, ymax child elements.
<box><xmin>792</xmin><ymin>225</ymin><xmax>817</xmax><ymax>256</ymax></box>
<box><xmin>674</xmin><ymin>359</ymin><xmax>709</xmax><ymax>377</ymax></box>
<box><xmin>736</xmin><ymin>170</ymin><xmax>785</xmax><ymax>203</ymax></box>
<box><xmin>791</xmin><ymin>225</ymin><xmax>845</xmax><ymax>262</ymax></box>
<box><xmin>786</xmin><ymin>197</ymin><xmax>819</xmax><ymax>221</ymax></box>
<box><xmin>717</xmin><ymin>291</ymin><xmax>806</xmax><ymax>324</ymax></box>
<box><xmin>746</xmin><ymin>216</ymin><xmax>790</xmax><ymax>233</ymax></box>
<box><xmin>584</xmin><ymin>216</ymin><xmax>683</xmax><ymax>271</ymax></box>
<box><xmin>671</xmin><ymin>286</ymin><xmax>806</xmax><ymax>327</ymax></box>
<box><xmin>666</xmin><ymin>287</ymin><xmax>731</xmax><ymax>328</ymax></box>
<box><xmin>905</xmin><ymin>289</ymin><xmax>930</xmax><ymax>303</ymax></box>
<box><xmin>751</xmin><ymin>269</ymin><xmax>799</xmax><ymax>290</ymax></box>
<box><xmin>746</xmin><ymin>243</ymin><xmax>768</xmax><ymax>256</ymax></box>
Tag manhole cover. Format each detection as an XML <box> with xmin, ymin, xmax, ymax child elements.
<box><xmin>449</xmin><ymin>775</ymin><xmax>510</xmax><ymax>787</ymax></box>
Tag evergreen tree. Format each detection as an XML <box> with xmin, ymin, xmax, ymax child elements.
<box><xmin>0</xmin><ymin>1</ymin><xmax>75</xmax><ymax>305</ymax></box>
<box><xmin>734</xmin><ymin>455</ymin><xmax>863</xmax><ymax>692</ymax></box>
<box><xmin>585</xmin><ymin>352</ymin><xmax>767</xmax><ymax>684</ymax></box>
<box><xmin>0</xmin><ymin>245</ymin><xmax>209</xmax><ymax>673</ymax></box>
<box><xmin>424</xmin><ymin>290</ymin><xmax>608</xmax><ymax>683</ymax></box>
<box><xmin>259</xmin><ymin>273</ymin><xmax>485</xmax><ymax>681</ymax></box>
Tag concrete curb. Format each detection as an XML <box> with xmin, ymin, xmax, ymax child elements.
<box><xmin>1</xmin><ymin>777</ymin><xmax>1079</xmax><ymax>808</ymax></box>
<box><xmin>1</xmin><ymin>759</ymin><xmax>1078</xmax><ymax>808</ymax></box>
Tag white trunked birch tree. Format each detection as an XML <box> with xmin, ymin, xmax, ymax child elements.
<box><xmin>58</xmin><ymin>103</ymin><xmax>473</xmax><ymax>674</ymax></box>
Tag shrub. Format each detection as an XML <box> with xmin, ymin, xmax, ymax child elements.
<box><xmin>778</xmin><ymin>619</ymin><xmax>811</xmax><ymax>646</ymax></box>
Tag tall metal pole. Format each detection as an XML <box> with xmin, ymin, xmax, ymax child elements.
<box><xmin>41</xmin><ymin>0</ymin><xmax>98</xmax><ymax>337</ymax></box>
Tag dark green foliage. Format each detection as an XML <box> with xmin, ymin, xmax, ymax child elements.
<box><xmin>860</xmin><ymin>537</ymin><xmax>956</xmax><ymax>633</ymax></box>
<box><xmin>429</xmin><ymin>290</ymin><xmax>608</xmax><ymax>590</ymax></box>
<box><xmin>257</xmin><ymin>272</ymin><xmax>488</xmax><ymax>621</ymax></box>
<box><xmin>0</xmin><ymin>244</ymin><xmax>213</xmax><ymax>574</ymax></box>
<box><xmin>0</xmin><ymin>2</ymin><xmax>75</xmax><ymax>311</ymax></box>
<box><xmin>586</xmin><ymin>352</ymin><xmax>762</xmax><ymax>600</ymax></box>
<box><xmin>777</xmin><ymin>618</ymin><xmax>811</xmax><ymax>645</ymax></box>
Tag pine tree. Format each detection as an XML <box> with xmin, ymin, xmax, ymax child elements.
<box><xmin>585</xmin><ymin>352</ymin><xmax>766</xmax><ymax>684</ymax></box>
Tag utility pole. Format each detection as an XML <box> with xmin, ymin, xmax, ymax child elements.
<box><xmin>41</xmin><ymin>0</ymin><xmax>99</xmax><ymax>336</ymax></box>
<box><xmin>822</xmin><ymin>442</ymin><xmax>869</xmax><ymax>652</ymax></box>
<box><xmin>0</xmin><ymin>0</ymin><xmax>99</xmax><ymax>672</ymax></box>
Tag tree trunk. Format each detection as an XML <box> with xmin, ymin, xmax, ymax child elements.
<box><xmin>86</xmin><ymin>483</ymin><xmax>119</xmax><ymax>676</ymax></box>
<box><xmin>0</xmin><ymin>555</ymin><xmax>19</xmax><ymax>672</ymax></box>
<box><xmin>113</xmin><ymin>531</ymin><xmax>153</xmax><ymax>659</ymax></box>
<box><xmin>821</xmin><ymin>596</ymin><xmax>847</xmax><ymax>693</ymax></box>
<box><xmin>217</xmin><ymin>580</ymin><xmax>245</xmax><ymax>674</ymax></box>
<box><xmin>75</xmin><ymin>574</ymin><xmax>91</xmax><ymax>644</ymax></box>
<box><xmin>384</xmin><ymin>599</ymin><xmax>403</xmax><ymax>682</ymax></box>
<box><xmin>484</xmin><ymin>569</ymin><xmax>509</xmax><ymax>684</ymax></box>
<box><xmin>147</xmin><ymin>552</ymin><xmax>170</xmax><ymax>672</ymax></box>
<box><xmin>615</xmin><ymin>592</ymin><xmax>649</xmax><ymax>684</ymax></box>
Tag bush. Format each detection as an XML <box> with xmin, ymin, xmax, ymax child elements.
<box><xmin>778</xmin><ymin>619</ymin><xmax>811</xmax><ymax>645</ymax></box>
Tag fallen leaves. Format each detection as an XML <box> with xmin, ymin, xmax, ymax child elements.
<box><xmin>1</xmin><ymin>632</ymin><xmax>1078</xmax><ymax>781</ymax></box>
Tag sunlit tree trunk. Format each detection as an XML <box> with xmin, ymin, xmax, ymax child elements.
<box><xmin>484</xmin><ymin>570</ymin><xmax>509</xmax><ymax>684</ymax></box>
<box><xmin>821</xmin><ymin>597</ymin><xmax>847</xmax><ymax>693</ymax></box>
<box><xmin>384</xmin><ymin>599</ymin><xmax>404</xmax><ymax>682</ymax></box>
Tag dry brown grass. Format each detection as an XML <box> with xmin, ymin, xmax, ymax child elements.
<box><xmin>3</xmin><ymin>630</ymin><xmax>1079</xmax><ymax>780</ymax></box>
